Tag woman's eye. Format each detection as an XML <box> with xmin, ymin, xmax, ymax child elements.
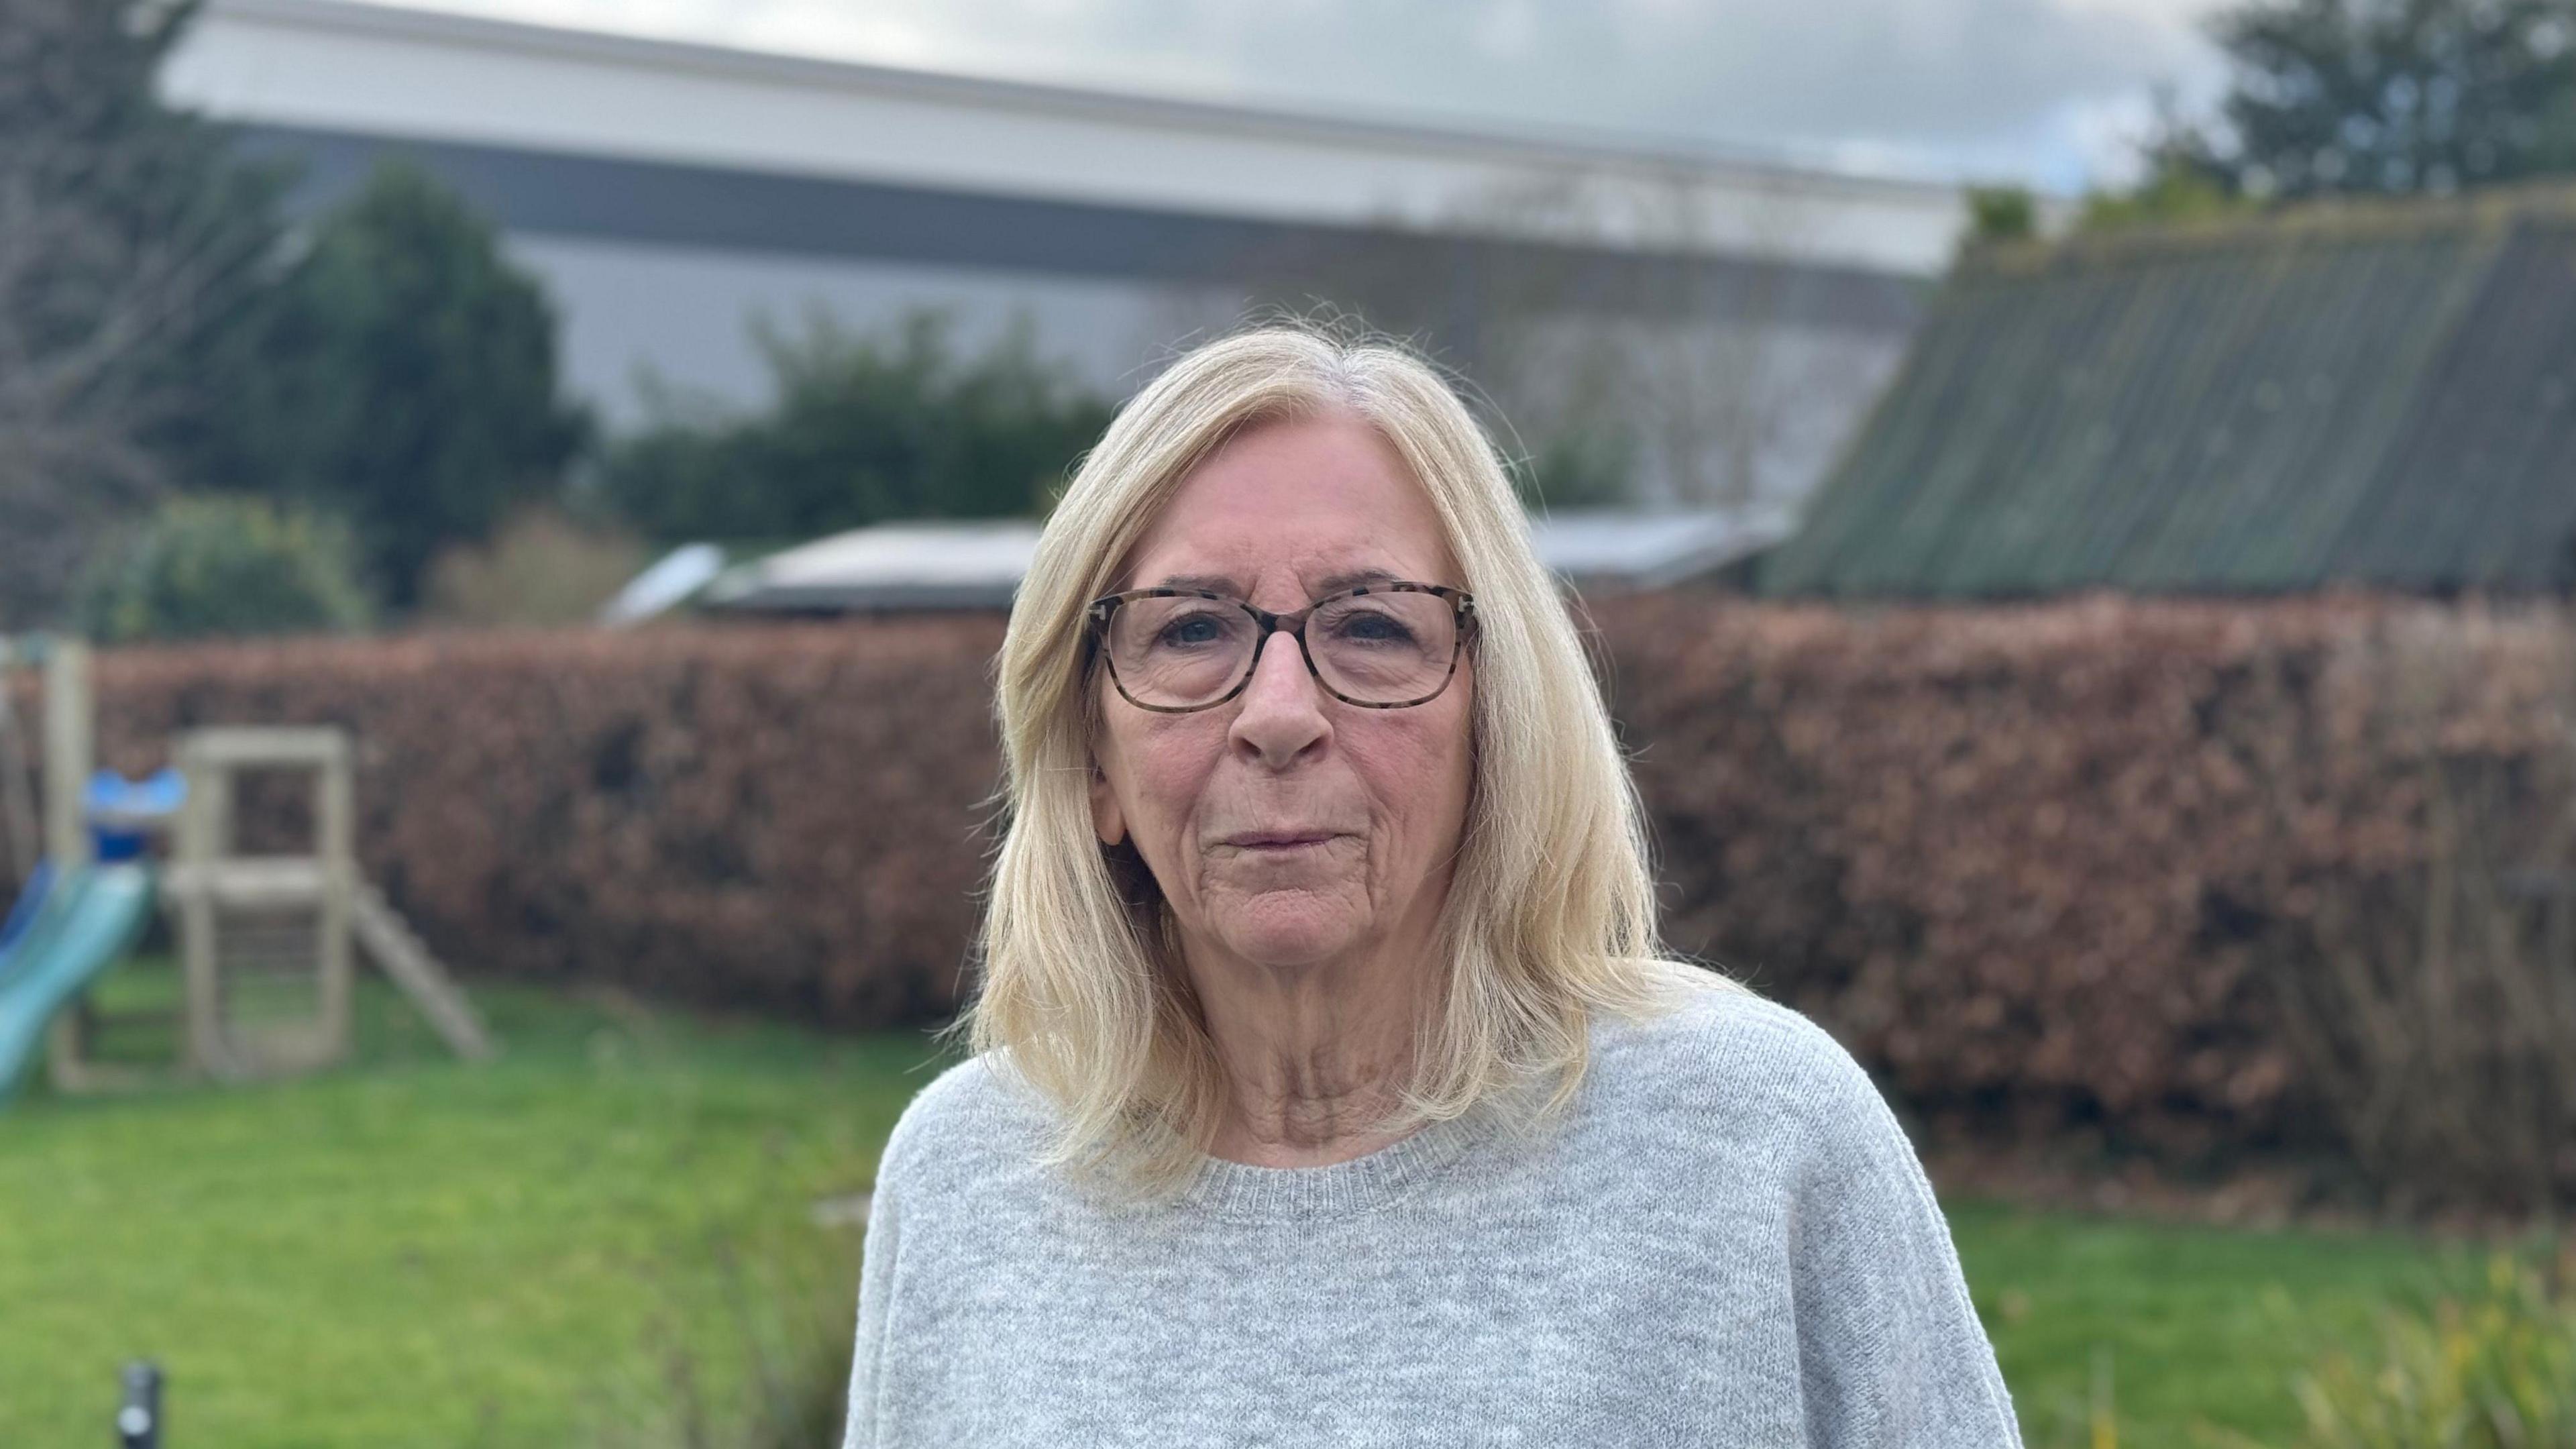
<box><xmin>1335</xmin><ymin>611</ymin><xmax>1415</xmax><ymax>644</ymax></box>
<box><xmin>1155</xmin><ymin>613</ymin><xmax>1227</xmax><ymax>648</ymax></box>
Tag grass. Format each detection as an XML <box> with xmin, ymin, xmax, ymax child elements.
<box><xmin>1950</xmin><ymin>1199</ymin><xmax>2502</xmax><ymax>1448</ymax></box>
<box><xmin>0</xmin><ymin>957</ymin><xmax>956</xmax><ymax>1447</ymax></box>
<box><xmin>0</xmin><ymin>955</ymin><xmax>2516</xmax><ymax>1448</ymax></box>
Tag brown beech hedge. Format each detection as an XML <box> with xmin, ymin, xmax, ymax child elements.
<box><xmin>1591</xmin><ymin>589</ymin><xmax>2574</xmax><ymax>1168</ymax></box>
<box><xmin>61</xmin><ymin>618</ymin><xmax>1008</xmax><ymax>1028</ymax></box>
<box><xmin>13</xmin><ymin>593</ymin><xmax>2571</xmax><ymax>1169</ymax></box>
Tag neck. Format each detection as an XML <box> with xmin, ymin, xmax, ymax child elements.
<box><xmin>1182</xmin><ymin>931</ymin><xmax>1442</xmax><ymax>1169</ymax></box>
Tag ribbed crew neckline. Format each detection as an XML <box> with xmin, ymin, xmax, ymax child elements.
<box><xmin>1151</xmin><ymin>1012</ymin><xmax>1660</xmax><ymax>1222</ymax></box>
<box><xmin>1174</xmin><ymin>1105</ymin><xmax>1503</xmax><ymax>1221</ymax></box>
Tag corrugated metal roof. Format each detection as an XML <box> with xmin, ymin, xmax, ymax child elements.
<box><xmin>1758</xmin><ymin>185</ymin><xmax>2576</xmax><ymax>598</ymax></box>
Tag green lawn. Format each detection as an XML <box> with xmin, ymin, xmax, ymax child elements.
<box><xmin>1952</xmin><ymin>1199</ymin><xmax>2497</xmax><ymax>1448</ymax></box>
<box><xmin>0</xmin><ymin>961</ymin><xmax>2506</xmax><ymax>1448</ymax></box>
<box><xmin>1</xmin><ymin>963</ymin><xmax>956</xmax><ymax>1447</ymax></box>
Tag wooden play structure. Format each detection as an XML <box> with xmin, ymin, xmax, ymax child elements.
<box><xmin>1</xmin><ymin>636</ymin><xmax>492</xmax><ymax>1099</ymax></box>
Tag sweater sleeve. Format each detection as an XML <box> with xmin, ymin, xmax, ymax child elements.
<box><xmin>841</xmin><ymin>1135</ymin><xmax>907</xmax><ymax>1449</ymax></box>
<box><xmin>1786</xmin><ymin>1036</ymin><xmax>2024</xmax><ymax>1449</ymax></box>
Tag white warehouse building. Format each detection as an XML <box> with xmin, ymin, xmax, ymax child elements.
<box><xmin>164</xmin><ymin>0</ymin><xmax>1973</xmax><ymax>511</ymax></box>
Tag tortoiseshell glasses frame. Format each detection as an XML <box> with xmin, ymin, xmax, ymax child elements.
<box><xmin>1083</xmin><ymin>580</ymin><xmax>1478</xmax><ymax>713</ymax></box>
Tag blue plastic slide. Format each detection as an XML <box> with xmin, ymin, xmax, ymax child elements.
<box><xmin>0</xmin><ymin>862</ymin><xmax>156</xmax><ymax>1105</ymax></box>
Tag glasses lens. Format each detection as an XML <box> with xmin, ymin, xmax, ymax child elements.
<box><xmin>1105</xmin><ymin>596</ymin><xmax>1257</xmax><ymax>707</ymax></box>
<box><xmin>1101</xmin><ymin>590</ymin><xmax>1462</xmax><ymax>708</ymax></box>
<box><xmin>1309</xmin><ymin>592</ymin><xmax>1458</xmax><ymax>703</ymax></box>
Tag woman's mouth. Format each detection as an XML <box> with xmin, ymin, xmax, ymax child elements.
<box><xmin>1222</xmin><ymin>832</ymin><xmax>1338</xmax><ymax>853</ymax></box>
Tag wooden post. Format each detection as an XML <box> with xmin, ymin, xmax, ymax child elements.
<box><xmin>316</xmin><ymin>731</ymin><xmax>354</xmax><ymax>1068</ymax></box>
<box><xmin>40</xmin><ymin>639</ymin><xmax>97</xmax><ymax>1086</ymax></box>
<box><xmin>172</xmin><ymin>734</ymin><xmax>239</xmax><ymax>1081</ymax></box>
<box><xmin>41</xmin><ymin>638</ymin><xmax>90</xmax><ymax>871</ymax></box>
<box><xmin>0</xmin><ymin>638</ymin><xmax>40</xmax><ymax>879</ymax></box>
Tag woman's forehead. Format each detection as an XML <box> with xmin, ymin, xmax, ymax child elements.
<box><xmin>1127</xmin><ymin>563</ymin><xmax>1413</xmax><ymax>600</ymax></box>
<box><xmin>1115</xmin><ymin>541</ymin><xmax>1459</xmax><ymax>602</ymax></box>
<box><xmin>1116</xmin><ymin>416</ymin><xmax>1456</xmax><ymax>592</ymax></box>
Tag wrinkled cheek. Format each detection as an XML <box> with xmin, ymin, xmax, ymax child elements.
<box><xmin>1143</xmin><ymin>837</ymin><xmax>1198</xmax><ymax>916</ymax></box>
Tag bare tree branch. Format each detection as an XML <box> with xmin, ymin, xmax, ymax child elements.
<box><xmin>0</xmin><ymin>0</ymin><xmax>284</xmax><ymax>625</ymax></box>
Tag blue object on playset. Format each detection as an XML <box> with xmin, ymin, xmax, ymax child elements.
<box><xmin>83</xmin><ymin>767</ymin><xmax>186</xmax><ymax>863</ymax></box>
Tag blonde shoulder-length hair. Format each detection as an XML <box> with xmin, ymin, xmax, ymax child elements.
<box><xmin>954</xmin><ymin>321</ymin><xmax>1744</xmax><ymax>1202</ymax></box>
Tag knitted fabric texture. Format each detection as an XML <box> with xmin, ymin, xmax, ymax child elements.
<box><xmin>842</xmin><ymin>977</ymin><xmax>2025</xmax><ymax>1447</ymax></box>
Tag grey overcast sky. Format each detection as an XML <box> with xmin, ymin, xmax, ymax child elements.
<box><xmin>358</xmin><ymin>0</ymin><xmax>2235</xmax><ymax>194</ymax></box>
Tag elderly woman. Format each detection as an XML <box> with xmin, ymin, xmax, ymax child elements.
<box><xmin>842</xmin><ymin>327</ymin><xmax>2023</xmax><ymax>1447</ymax></box>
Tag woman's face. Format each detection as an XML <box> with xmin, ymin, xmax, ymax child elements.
<box><xmin>1089</xmin><ymin>412</ymin><xmax>1476</xmax><ymax>973</ymax></box>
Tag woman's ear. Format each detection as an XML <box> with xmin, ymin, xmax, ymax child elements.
<box><xmin>1089</xmin><ymin>758</ymin><xmax>1127</xmax><ymax>847</ymax></box>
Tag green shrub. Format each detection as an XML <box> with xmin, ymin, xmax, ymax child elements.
<box><xmin>178</xmin><ymin>158</ymin><xmax>591</xmax><ymax>610</ymax></box>
<box><xmin>2288</xmin><ymin>1249</ymin><xmax>2576</xmax><ymax>1448</ymax></box>
<box><xmin>599</xmin><ymin>307</ymin><xmax>1114</xmax><ymax>543</ymax></box>
<box><xmin>1966</xmin><ymin>184</ymin><xmax>2039</xmax><ymax>246</ymax></box>
<box><xmin>76</xmin><ymin>493</ymin><xmax>374</xmax><ymax>643</ymax></box>
<box><xmin>1506</xmin><ymin>425</ymin><xmax>1635</xmax><ymax>511</ymax></box>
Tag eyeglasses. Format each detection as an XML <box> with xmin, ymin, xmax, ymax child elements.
<box><xmin>1085</xmin><ymin>581</ymin><xmax>1477</xmax><ymax>712</ymax></box>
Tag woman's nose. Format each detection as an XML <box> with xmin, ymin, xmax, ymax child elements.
<box><xmin>1246</xmin><ymin>624</ymin><xmax>1325</xmax><ymax>698</ymax></box>
<box><xmin>1228</xmin><ymin>627</ymin><xmax>1330</xmax><ymax>765</ymax></box>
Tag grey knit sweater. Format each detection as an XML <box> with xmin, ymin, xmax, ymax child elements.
<box><xmin>841</xmin><ymin>976</ymin><xmax>2024</xmax><ymax>1447</ymax></box>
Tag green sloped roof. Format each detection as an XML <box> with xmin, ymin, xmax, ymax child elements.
<box><xmin>1759</xmin><ymin>187</ymin><xmax>2576</xmax><ymax>598</ymax></box>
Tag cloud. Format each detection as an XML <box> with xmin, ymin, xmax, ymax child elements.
<box><xmin>358</xmin><ymin>0</ymin><xmax>2236</xmax><ymax>192</ymax></box>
